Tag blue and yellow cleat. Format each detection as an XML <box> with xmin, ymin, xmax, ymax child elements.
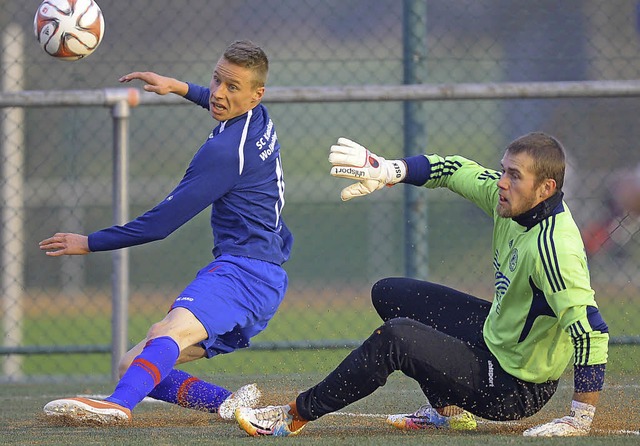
<box><xmin>386</xmin><ymin>404</ymin><xmax>477</xmax><ymax>431</ymax></box>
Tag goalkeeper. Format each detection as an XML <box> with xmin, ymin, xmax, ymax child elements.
<box><xmin>235</xmin><ymin>132</ymin><xmax>608</xmax><ymax>438</ymax></box>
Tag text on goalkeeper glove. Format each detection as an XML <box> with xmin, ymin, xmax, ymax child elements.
<box><xmin>329</xmin><ymin>137</ymin><xmax>405</xmax><ymax>201</ymax></box>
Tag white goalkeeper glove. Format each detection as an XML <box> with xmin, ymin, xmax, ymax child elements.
<box><xmin>523</xmin><ymin>400</ymin><xmax>595</xmax><ymax>437</ymax></box>
<box><xmin>329</xmin><ymin>137</ymin><xmax>406</xmax><ymax>201</ymax></box>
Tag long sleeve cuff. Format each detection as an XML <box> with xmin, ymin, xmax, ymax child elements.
<box><xmin>574</xmin><ymin>364</ymin><xmax>606</xmax><ymax>393</ymax></box>
<box><xmin>401</xmin><ymin>155</ymin><xmax>431</xmax><ymax>186</ymax></box>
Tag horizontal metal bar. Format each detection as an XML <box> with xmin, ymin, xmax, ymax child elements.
<box><xmin>127</xmin><ymin>80</ymin><xmax>640</xmax><ymax>104</ymax></box>
<box><xmin>608</xmin><ymin>336</ymin><xmax>640</xmax><ymax>345</ymax></box>
<box><xmin>261</xmin><ymin>80</ymin><xmax>640</xmax><ymax>103</ymax></box>
<box><xmin>3</xmin><ymin>80</ymin><xmax>640</xmax><ymax>109</ymax></box>
<box><xmin>0</xmin><ymin>345</ymin><xmax>111</xmax><ymax>355</ymax></box>
<box><xmin>138</xmin><ymin>80</ymin><xmax>640</xmax><ymax>104</ymax></box>
<box><xmin>0</xmin><ymin>88</ymin><xmax>139</xmax><ymax>108</ymax></box>
<box><xmin>247</xmin><ymin>339</ymin><xmax>363</xmax><ymax>351</ymax></box>
<box><xmin>1</xmin><ymin>336</ymin><xmax>638</xmax><ymax>356</ymax></box>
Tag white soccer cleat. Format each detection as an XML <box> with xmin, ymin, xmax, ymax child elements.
<box><xmin>43</xmin><ymin>397</ymin><xmax>132</xmax><ymax>424</ymax></box>
<box><xmin>235</xmin><ymin>405</ymin><xmax>305</xmax><ymax>437</ymax></box>
<box><xmin>217</xmin><ymin>383</ymin><xmax>261</xmax><ymax>420</ymax></box>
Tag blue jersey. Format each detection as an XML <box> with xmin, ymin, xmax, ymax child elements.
<box><xmin>88</xmin><ymin>84</ymin><xmax>293</xmax><ymax>265</ymax></box>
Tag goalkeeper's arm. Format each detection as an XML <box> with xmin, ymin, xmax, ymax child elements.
<box><xmin>523</xmin><ymin>338</ymin><xmax>606</xmax><ymax>437</ymax></box>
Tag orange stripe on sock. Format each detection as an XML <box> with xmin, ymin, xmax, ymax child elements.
<box><xmin>132</xmin><ymin>358</ymin><xmax>162</xmax><ymax>386</ymax></box>
<box><xmin>176</xmin><ymin>377</ymin><xmax>200</xmax><ymax>407</ymax></box>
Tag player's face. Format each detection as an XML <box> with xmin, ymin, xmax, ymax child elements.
<box><xmin>208</xmin><ymin>57</ymin><xmax>265</xmax><ymax>122</ymax></box>
<box><xmin>496</xmin><ymin>151</ymin><xmax>550</xmax><ymax>218</ymax></box>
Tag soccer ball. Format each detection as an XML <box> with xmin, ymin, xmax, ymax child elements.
<box><xmin>34</xmin><ymin>0</ymin><xmax>105</xmax><ymax>61</ymax></box>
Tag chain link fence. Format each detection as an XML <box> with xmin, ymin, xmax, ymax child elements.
<box><xmin>1</xmin><ymin>0</ymin><xmax>640</xmax><ymax>381</ymax></box>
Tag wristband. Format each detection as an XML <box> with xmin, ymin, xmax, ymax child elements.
<box><xmin>570</xmin><ymin>400</ymin><xmax>595</xmax><ymax>423</ymax></box>
<box><xmin>388</xmin><ymin>160</ymin><xmax>407</xmax><ymax>184</ymax></box>
<box><xmin>402</xmin><ymin>155</ymin><xmax>431</xmax><ymax>185</ymax></box>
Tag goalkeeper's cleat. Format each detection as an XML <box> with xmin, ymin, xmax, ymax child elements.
<box><xmin>387</xmin><ymin>404</ymin><xmax>477</xmax><ymax>431</ymax></box>
<box><xmin>218</xmin><ymin>383</ymin><xmax>261</xmax><ymax>420</ymax></box>
<box><xmin>448</xmin><ymin>409</ymin><xmax>478</xmax><ymax>430</ymax></box>
<box><xmin>43</xmin><ymin>397</ymin><xmax>132</xmax><ymax>424</ymax></box>
<box><xmin>235</xmin><ymin>405</ymin><xmax>305</xmax><ymax>437</ymax></box>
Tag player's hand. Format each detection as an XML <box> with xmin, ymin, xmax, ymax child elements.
<box><xmin>119</xmin><ymin>71</ymin><xmax>188</xmax><ymax>96</ymax></box>
<box><xmin>39</xmin><ymin>233</ymin><xmax>90</xmax><ymax>256</ymax></box>
<box><xmin>329</xmin><ymin>138</ymin><xmax>405</xmax><ymax>201</ymax></box>
<box><xmin>523</xmin><ymin>401</ymin><xmax>594</xmax><ymax>437</ymax></box>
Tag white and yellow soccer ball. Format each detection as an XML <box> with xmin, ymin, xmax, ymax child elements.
<box><xmin>34</xmin><ymin>0</ymin><xmax>105</xmax><ymax>61</ymax></box>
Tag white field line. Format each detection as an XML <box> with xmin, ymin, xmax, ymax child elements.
<box><xmin>324</xmin><ymin>412</ymin><xmax>639</xmax><ymax>436</ymax></box>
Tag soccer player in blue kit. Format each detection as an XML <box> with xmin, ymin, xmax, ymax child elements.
<box><xmin>39</xmin><ymin>40</ymin><xmax>293</xmax><ymax>424</ymax></box>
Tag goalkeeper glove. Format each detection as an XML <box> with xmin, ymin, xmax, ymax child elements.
<box><xmin>329</xmin><ymin>137</ymin><xmax>406</xmax><ymax>201</ymax></box>
<box><xmin>522</xmin><ymin>400</ymin><xmax>595</xmax><ymax>437</ymax></box>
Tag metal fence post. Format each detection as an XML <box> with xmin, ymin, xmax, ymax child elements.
<box><xmin>403</xmin><ymin>0</ymin><xmax>429</xmax><ymax>279</ymax></box>
<box><xmin>110</xmin><ymin>97</ymin><xmax>131</xmax><ymax>382</ymax></box>
<box><xmin>1</xmin><ymin>23</ymin><xmax>25</xmax><ymax>379</ymax></box>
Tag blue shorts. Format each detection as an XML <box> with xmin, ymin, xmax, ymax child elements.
<box><xmin>170</xmin><ymin>254</ymin><xmax>288</xmax><ymax>358</ymax></box>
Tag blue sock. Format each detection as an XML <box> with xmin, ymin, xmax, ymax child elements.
<box><xmin>147</xmin><ymin>369</ymin><xmax>232</xmax><ymax>412</ymax></box>
<box><xmin>106</xmin><ymin>336</ymin><xmax>180</xmax><ymax>411</ymax></box>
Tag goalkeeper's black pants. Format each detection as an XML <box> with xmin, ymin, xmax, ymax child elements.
<box><xmin>296</xmin><ymin>277</ymin><xmax>558</xmax><ymax>422</ymax></box>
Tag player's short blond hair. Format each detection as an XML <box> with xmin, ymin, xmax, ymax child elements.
<box><xmin>223</xmin><ymin>40</ymin><xmax>269</xmax><ymax>88</ymax></box>
<box><xmin>505</xmin><ymin>132</ymin><xmax>566</xmax><ymax>191</ymax></box>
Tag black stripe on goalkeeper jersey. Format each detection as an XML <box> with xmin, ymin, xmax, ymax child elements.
<box><xmin>569</xmin><ymin>320</ymin><xmax>590</xmax><ymax>365</ymax></box>
<box><xmin>518</xmin><ymin>277</ymin><xmax>556</xmax><ymax>343</ymax></box>
<box><xmin>537</xmin><ymin>216</ymin><xmax>567</xmax><ymax>293</ymax></box>
<box><xmin>478</xmin><ymin>170</ymin><xmax>501</xmax><ymax>181</ymax></box>
<box><xmin>428</xmin><ymin>159</ymin><xmax>462</xmax><ymax>180</ymax></box>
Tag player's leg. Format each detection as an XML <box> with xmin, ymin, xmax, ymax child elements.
<box><xmin>370</xmin><ymin>277</ymin><xmax>489</xmax><ymax>423</ymax></box>
<box><xmin>103</xmin><ymin>335</ymin><xmax>258</xmax><ymax>420</ymax></box>
<box><xmin>371</xmin><ymin>277</ymin><xmax>490</xmax><ymax>341</ymax></box>
<box><xmin>237</xmin><ymin>317</ymin><xmax>482</xmax><ymax>437</ymax></box>
<box><xmin>102</xmin><ymin>306</ymin><xmax>205</xmax><ymax>409</ymax></box>
<box><xmin>376</xmin><ymin>318</ymin><xmax>558</xmax><ymax>423</ymax></box>
<box><xmin>107</xmin><ymin>318</ymin><xmax>238</xmax><ymax>417</ymax></box>
<box><xmin>294</xmin><ymin>318</ymin><xmax>488</xmax><ymax>420</ymax></box>
<box><xmin>114</xmin><ymin>337</ymin><xmax>204</xmax><ymax>378</ymax></box>
<box><xmin>44</xmin><ymin>256</ymin><xmax>285</xmax><ymax>424</ymax></box>
<box><xmin>149</xmin><ymin>255</ymin><xmax>287</xmax><ymax>419</ymax></box>
<box><xmin>44</xmin><ymin>307</ymin><xmax>206</xmax><ymax>423</ymax></box>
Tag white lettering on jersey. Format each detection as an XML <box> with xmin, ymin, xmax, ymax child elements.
<box><xmin>259</xmin><ymin>130</ymin><xmax>278</xmax><ymax>161</ymax></box>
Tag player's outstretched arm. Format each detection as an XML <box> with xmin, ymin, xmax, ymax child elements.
<box><xmin>119</xmin><ymin>71</ymin><xmax>189</xmax><ymax>96</ymax></box>
<box><xmin>329</xmin><ymin>138</ymin><xmax>406</xmax><ymax>201</ymax></box>
<box><xmin>39</xmin><ymin>232</ymin><xmax>90</xmax><ymax>256</ymax></box>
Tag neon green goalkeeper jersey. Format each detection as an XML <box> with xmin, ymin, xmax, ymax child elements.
<box><xmin>422</xmin><ymin>154</ymin><xmax>609</xmax><ymax>383</ymax></box>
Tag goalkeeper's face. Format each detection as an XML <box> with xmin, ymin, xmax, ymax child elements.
<box><xmin>208</xmin><ymin>57</ymin><xmax>265</xmax><ymax>122</ymax></box>
<box><xmin>496</xmin><ymin>151</ymin><xmax>555</xmax><ymax>218</ymax></box>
